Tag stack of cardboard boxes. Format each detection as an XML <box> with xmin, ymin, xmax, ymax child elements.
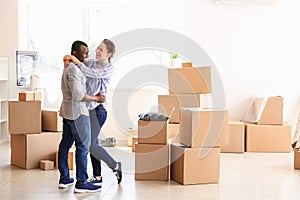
<box><xmin>159</xmin><ymin>63</ymin><xmax>229</xmax><ymax>185</ymax></box>
<box><xmin>244</xmin><ymin>96</ymin><xmax>291</xmax><ymax>152</ymax></box>
<box><xmin>9</xmin><ymin>91</ymin><xmax>63</xmax><ymax>169</ymax></box>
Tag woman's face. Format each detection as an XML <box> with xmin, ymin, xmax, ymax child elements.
<box><xmin>96</xmin><ymin>42</ymin><xmax>110</xmax><ymax>62</ymax></box>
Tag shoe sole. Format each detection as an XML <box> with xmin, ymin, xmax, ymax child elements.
<box><xmin>58</xmin><ymin>183</ymin><xmax>74</xmax><ymax>189</ymax></box>
<box><xmin>74</xmin><ymin>188</ymin><xmax>101</xmax><ymax>193</ymax></box>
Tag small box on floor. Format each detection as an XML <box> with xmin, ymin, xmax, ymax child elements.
<box><xmin>40</xmin><ymin>160</ymin><xmax>54</xmax><ymax>170</ymax></box>
<box><xmin>171</xmin><ymin>143</ymin><xmax>220</xmax><ymax>185</ymax></box>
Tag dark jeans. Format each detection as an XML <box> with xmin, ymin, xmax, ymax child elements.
<box><xmin>89</xmin><ymin>104</ymin><xmax>117</xmax><ymax>177</ymax></box>
<box><xmin>58</xmin><ymin>115</ymin><xmax>91</xmax><ymax>184</ymax></box>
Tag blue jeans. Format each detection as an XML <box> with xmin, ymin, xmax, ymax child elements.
<box><xmin>89</xmin><ymin>105</ymin><xmax>117</xmax><ymax>177</ymax></box>
<box><xmin>58</xmin><ymin>115</ymin><xmax>91</xmax><ymax>184</ymax></box>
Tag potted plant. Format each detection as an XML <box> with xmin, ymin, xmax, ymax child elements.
<box><xmin>170</xmin><ymin>52</ymin><xmax>178</xmax><ymax>67</ymax></box>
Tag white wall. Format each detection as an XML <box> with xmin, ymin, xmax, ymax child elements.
<box><xmin>183</xmin><ymin>0</ymin><xmax>300</xmax><ymax>133</ymax></box>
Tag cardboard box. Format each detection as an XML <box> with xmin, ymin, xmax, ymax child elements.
<box><xmin>294</xmin><ymin>148</ymin><xmax>300</xmax><ymax>170</ymax></box>
<box><xmin>18</xmin><ymin>91</ymin><xmax>42</xmax><ymax>101</ymax></box>
<box><xmin>221</xmin><ymin>121</ymin><xmax>245</xmax><ymax>153</ymax></box>
<box><xmin>257</xmin><ymin>96</ymin><xmax>283</xmax><ymax>125</ymax></box>
<box><xmin>168</xmin><ymin>123</ymin><xmax>180</xmax><ymax>143</ymax></box>
<box><xmin>158</xmin><ymin>94</ymin><xmax>200</xmax><ymax>123</ymax></box>
<box><xmin>40</xmin><ymin>160</ymin><xmax>54</xmax><ymax>170</ymax></box>
<box><xmin>137</xmin><ymin>120</ymin><xmax>167</xmax><ymax>144</ymax></box>
<box><xmin>55</xmin><ymin>148</ymin><xmax>75</xmax><ymax>170</ymax></box>
<box><xmin>168</xmin><ymin>67</ymin><xmax>211</xmax><ymax>94</ymax></box>
<box><xmin>8</xmin><ymin>101</ymin><xmax>41</xmax><ymax>134</ymax></box>
<box><xmin>171</xmin><ymin>144</ymin><xmax>220</xmax><ymax>185</ymax></box>
<box><xmin>245</xmin><ymin>123</ymin><xmax>291</xmax><ymax>152</ymax></box>
<box><xmin>182</xmin><ymin>62</ymin><xmax>192</xmax><ymax>68</ymax></box>
<box><xmin>180</xmin><ymin>108</ymin><xmax>228</xmax><ymax>148</ymax></box>
<box><xmin>10</xmin><ymin>132</ymin><xmax>62</xmax><ymax>169</ymax></box>
<box><xmin>135</xmin><ymin>143</ymin><xmax>169</xmax><ymax>181</ymax></box>
<box><xmin>42</xmin><ymin>109</ymin><xmax>63</xmax><ymax>132</ymax></box>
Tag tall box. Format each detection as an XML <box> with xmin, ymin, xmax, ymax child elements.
<box><xmin>171</xmin><ymin>144</ymin><xmax>220</xmax><ymax>185</ymax></box>
<box><xmin>10</xmin><ymin>132</ymin><xmax>62</xmax><ymax>169</ymax></box>
<box><xmin>42</xmin><ymin>109</ymin><xmax>63</xmax><ymax>132</ymax></box>
<box><xmin>168</xmin><ymin>67</ymin><xmax>211</xmax><ymax>94</ymax></box>
<box><xmin>245</xmin><ymin>123</ymin><xmax>291</xmax><ymax>152</ymax></box>
<box><xmin>158</xmin><ymin>94</ymin><xmax>200</xmax><ymax>123</ymax></box>
<box><xmin>135</xmin><ymin>143</ymin><xmax>169</xmax><ymax>181</ymax></box>
<box><xmin>137</xmin><ymin>120</ymin><xmax>167</xmax><ymax>144</ymax></box>
<box><xmin>221</xmin><ymin>121</ymin><xmax>245</xmax><ymax>153</ymax></box>
<box><xmin>8</xmin><ymin>101</ymin><xmax>41</xmax><ymax>134</ymax></box>
<box><xmin>180</xmin><ymin>108</ymin><xmax>228</xmax><ymax>148</ymax></box>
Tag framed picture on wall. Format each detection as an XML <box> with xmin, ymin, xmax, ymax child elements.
<box><xmin>16</xmin><ymin>51</ymin><xmax>38</xmax><ymax>86</ymax></box>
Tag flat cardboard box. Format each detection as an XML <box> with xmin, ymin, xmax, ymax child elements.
<box><xmin>135</xmin><ymin>143</ymin><xmax>169</xmax><ymax>181</ymax></box>
<box><xmin>171</xmin><ymin>144</ymin><xmax>220</xmax><ymax>185</ymax></box>
<box><xmin>179</xmin><ymin>108</ymin><xmax>229</xmax><ymax>148</ymax></box>
<box><xmin>294</xmin><ymin>148</ymin><xmax>300</xmax><ymax>169</ymax></box>
<box><xmin>40</xmin><ymin>160</ymin><xmax>54</xmax><ymax>170</ymax></box>
<box><xmin>168</xmin><ymin>67</ymin><xmax>211</xmax><ymax>94</ymax></box>
<box><xmin>42</xmin><ymin>109</ymin><xmax>63</xmax><ymax>132</ymax></box>
<box><xmin>55</xmin><ymin>148</ymin><xmax>75</xmax><ymax>170</ymax></box>
<box><xmin>257</xmin><ymin>96</ymin><xmax>283</xmax><ymax>125</ymax></box>
<box><xmin>8</xmin><ymin>101</ymin><xmax>41</xmax><ymax>134</ymax></box>
<box><xmin>168</xmin><ymin>123</ymin><xmax>180</xmax><ymax>143</ymax></box>
<box><xmin>137</xmin><ymin>120</ymin><xmax>167</xmax><ymax>144</ymax></box>
<box><xmin>221</xmin><ymin>121</ymin><xmax>245</xmax><ymax>153</ymax></box>
<box><xmin>158</xmin><ymin>94</ymin><xmax>200</xmax><ymax>123</ymax></box>
<box><xmin>182</xmin><ymin>62</ymin><xmax>192</xmax><ymax>68</ymax></box>
<box><xmin>245</xmin><ymin>123</ymin><xmax>291</xmax><ymax>152</ymax></box>
<box><xmin>18</xmin><ymin>91</ymin><xmax>42</xmax><ymax>101</ymax></box>
<box><xmin>10</xmin><ymin>132</ymin><xmax>62</xmax><ymax>169</ymax></box>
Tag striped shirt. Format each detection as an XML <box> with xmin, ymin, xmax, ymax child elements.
<box><xmin>79</xmin><ymin>59</ymin><xmax>114</xmax><ymax>110</ymax></box>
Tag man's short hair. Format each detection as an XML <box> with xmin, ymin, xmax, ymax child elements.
<box><xmin>71</xmin><ymin>40</ymin><xmax>88</xmax><ymax>55</ymax></box>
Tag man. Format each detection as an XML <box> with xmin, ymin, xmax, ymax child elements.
<box><xmin>58</xmin><ymin>40</ymin><xmax>104</xmax><ymax>193</ymax></box>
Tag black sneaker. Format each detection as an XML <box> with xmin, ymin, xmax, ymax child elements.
<box><xmin>88</xmin><ymin>176</ymin><xmax>103</xmax><ymax>186</ymax></box>
<box><xmin>113</xmin><ymin>162</ymin><xmax>122</xmax><ymax>185</ymax></box>
<box><xmin>58</xmin><ymin>177</ymin><xmax>74</xmax><ymax>189</ymax></box>
<box><xmin>74</xmin><ymin>182</ymin><xmax>101</xmax><ymax>193</ymax></box>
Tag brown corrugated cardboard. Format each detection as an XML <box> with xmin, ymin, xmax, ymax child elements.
<box><xmin>137</xmin><ymin>120</ymin><xmax>167</xmax><ymax>144</ymax></box>
<box><xmin>257</xmin><ymin>96</ymin><xmax>283</xmax><ymax>125</ymax></box>
<box><xmin>18</xmin><ymin>91</ymin><xmax>42</xmax><ymax>101</ymax></box>
<box><xmin>179</xmin><ymin>108</ymin><xmax>229</xmax><ymax>148</ymax></box>
<box><xmin>245</xmin><ymin>123</ymin><xmax>291</xmax><ymax>152</ymax></box>
<box><xmin>294</xmin><ymin>148</ymin><xmax>300</xmax><ymax>169</ymax></box>
<box><xmin>132</xmin><ymin>137</ymin><xmax>138</xmax><ymax>152</ymax></box>
<box><xmin>168</xmin><ymin>67</ymin><xmax>211</xmax><ymax>94</ymax></box>
<box><xmin>182</xmin><ymin>62</ymin><xmax>192</xmax><ymax>68</ymax></box>
<box><xmin>158</xmin><ymin>94</ymin><xmax>200</xmax><ymax>123</ymax></box>
<box><xmin>10</xmin><ymin>132</ymin><xmax>62</xmax><ymax>169</ymax></box>
<box><xmin>221</xmin><ymin>121</ymin><xmax>245</xmax><ymax>153</ymax></box>
<box><xmin>55</xmin><ymin>148</ymin><xmax>75</xmax><ymax>170</ymax></box>
<box><xmin>8</xmin><ymin>101</ymin><xmax>41</xmax><ymax>134</ymax></box>
<box><xmin>19</xmin><ymin>91</ymin><xmax>35</xmax><ymax>101</ymax></box>
<box><xmin>42</xmin><ymin>109</ymin><xmax>63</xmax><ymax>132</ymax></box>
<box><xmin>171</xmin><ymin>144</ymin><xmax>220</xmax><ymax>185</ymax></box>
<box><xmin>40</xmin><ymin>160</ymin><xmax>54</xmax><ymax>170</ymax></box>
<box><xmin>135</xmin><ymin>143</ymin><xmax>169</xmax><ymax>181</ymax></box>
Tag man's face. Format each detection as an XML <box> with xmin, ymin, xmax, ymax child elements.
<box><xmin>74</xmin><ymin>45</ymin><xmax>89</xmax><ymax>62</ymax></box>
